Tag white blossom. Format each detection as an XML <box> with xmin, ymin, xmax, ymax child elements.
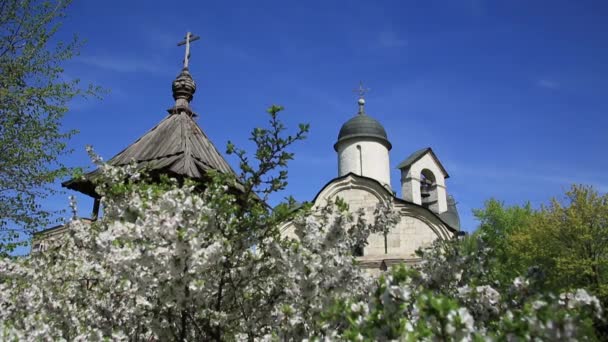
<box><xmin>0</xmin><ymin>159</ymin><xmax>602</xmax><ymax>340</ymax></box>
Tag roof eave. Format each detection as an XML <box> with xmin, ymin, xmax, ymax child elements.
<box><xmin>311</xmin><ymin>172</ymin><xmax>460</xmax><ymax>233</ymax></box>
<box><xmin>396</xmin><ymin>147</ymin><xmax>450</xmax><ymax>179</ymax></box>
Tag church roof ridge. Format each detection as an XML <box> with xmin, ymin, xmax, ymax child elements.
<box><xmin>310</xmin><ymin>172</ymin><xmax>461</xmax><ymax>232</ymax></box>
<box><xmin>62</xmin><ymin>111</ymin><xmax>237</xmax><ymax>197</ymax></box>
<box><xmin>396</xmin><ymin>147</ymin><xmax>449</xmax><ymax>178</ymax></box>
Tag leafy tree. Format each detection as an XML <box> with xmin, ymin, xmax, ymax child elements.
<box><xmin>473</xmin><ymin>185</ymin><xmax>608</xmax><ymax>337</ymax></box>
<box><xmin>509</xmin><ymin>186</ymin><xmax>608</xmax><ymax>301</ymax></box>
<box><xmin>0</xmin><ymin>0</ymin><xmax>98</xmax><ymax>254</ymax></box>
<box><xmin>475</xmin><ymin>186</ymin><xmax>608</xmax><ymax>297</ymax></box>
<box><xmin>471</xmin><ymin>198</ymin><xmax>535</xmax><ymax>284</ymax></box>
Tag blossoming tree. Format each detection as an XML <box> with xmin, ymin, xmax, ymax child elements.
<box><xmin>0</xmin><ymin>106</ymin><xmax>602</xmax><ymax>340</ymax></box>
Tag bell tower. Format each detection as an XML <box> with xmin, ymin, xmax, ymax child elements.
<box><xmin>397</xmin><ymin>148</ymin><xmax>449</xmax><ymax>213</ymax></box>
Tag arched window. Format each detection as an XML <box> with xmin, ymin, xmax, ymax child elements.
<box><xmin>420</xmin><ymin>169</ymin><xmax>439</xmax><ymax>212</ymax></box>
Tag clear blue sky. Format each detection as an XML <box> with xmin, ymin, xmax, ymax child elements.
<box><xmin>47</xmin><ymin>0</ymin><xmax>608</xmax><ymax>232</ymax></box>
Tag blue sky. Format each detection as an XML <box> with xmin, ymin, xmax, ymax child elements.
<box><xmin>45</xmin><ymin>0</ymin><xmax>608</xmax><ymax>232</ymax></box>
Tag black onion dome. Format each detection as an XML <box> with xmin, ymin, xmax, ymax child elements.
<box><xmin>334</xmin><ymin>101</ymin><xmax>392</xmax><ymax>151</ymax></box>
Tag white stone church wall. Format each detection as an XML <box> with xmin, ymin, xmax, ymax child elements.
<box><xmin>279</xmin><ymin>177</ymin><xmax>450</xmax><ymax>271</ymax></box>
<box><xmin>312</xmin><ymin>186</ymin><xmax>441</xmax><ymax>259</ymax></box>
<box><xmin>383</xmin><ymin>215</ymin><xmax>439</xmax><ymax>256</ymax></box>
<box><xmin>337</xmin><ymin>139</ymin><xmax>391</xmax><ymax>188</ymax></box>
<box><xmin>364</xmin><ymin>212</ymin><xmax>441</xmax><ymax>258</ymax></box>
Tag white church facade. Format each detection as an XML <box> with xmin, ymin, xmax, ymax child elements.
<box><xmin>283</xmin><ymin>96</ymin><xmax>461</xmax><ymax>273</ymax></box>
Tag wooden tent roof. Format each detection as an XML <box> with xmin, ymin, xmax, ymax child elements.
<box><xmin>63</xmin><ymin>67</ymin><xmax>237</xmax><ymax>198</ymax></box>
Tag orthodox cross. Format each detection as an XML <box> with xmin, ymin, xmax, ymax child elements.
<box><xmin>354</xmin><ymin>81</ymin><xmax>370</xmax><ymax>100</ymax></box>
<box><xmin>177</xmin><ymin>32</ymin><xmax>201</xmax><ymax>69</ymax></box>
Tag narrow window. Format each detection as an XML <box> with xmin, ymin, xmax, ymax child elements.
<box><xmin>356</xmin><ymin>145</ymin><xmax>362</xmax><ymax>175</ymax></box>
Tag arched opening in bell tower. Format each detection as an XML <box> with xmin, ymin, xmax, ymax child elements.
<box><xmin>420</xmin><ymin>169</ymin><xmax>439</xmax><ymax>212</ymax></box>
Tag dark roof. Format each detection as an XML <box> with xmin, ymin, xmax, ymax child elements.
<box><xmin>334</xmin><ymin>114</ymin><xmax>392</xmax><ymax>150</ymax></box>
<box><xmin>439</xmin><ymin>195</ymin><xmax>461</xmax><ymax>230</ymax></box>
<box><xmin>396</xmin><ymin>147</ymin><xmax>449</xmax><ymax>178</ymax></box>
<box><xmin>63</xmin><ymin>66</ymin><xmax>237</xmax><ymax>198</ymax></box>
<box><xmin>63</xmin><ymin>111</ymin><xmax>236</xmax><ymax>197</ymax></box>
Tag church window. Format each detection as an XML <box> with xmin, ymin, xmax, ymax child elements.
<box><xmin>356</xmin><ymin>144</ymin><xmax>362</xmax><ymax>175</ymax></box>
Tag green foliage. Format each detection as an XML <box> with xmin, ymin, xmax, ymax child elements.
<box><xmin>473</xmin><ymin>185</ymin><xmax>608</xmax><ymax>337</ymax></box>
<box><xmin>0</xmin><ymin>0</ymin><xmax>100</xmax><ymax>254</ymax></box>
<box><xmin>471</xmin><ymin>198</ymin><xmax>535</xmax><ymax>284</ymax></box>
<box><xmin>537</xmin><ymin>186</ymin><xmax>608</xmax><ymax>296</ymax></box>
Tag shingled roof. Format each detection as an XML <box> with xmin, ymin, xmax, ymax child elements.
<box><xmin>63</xmin><ymin>67</ymin><xmax>236</xmax><ymax>198</ymax></box>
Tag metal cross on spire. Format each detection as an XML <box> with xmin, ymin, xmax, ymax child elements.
<box><xmin>177</xmin><ymin>32</ymin><xmax>200</xmax><ymax>69</ymax></box>
<box><xmin>354</xmin><ymin>81</ymin><xmax>370</xmax><ymax>99</ymax></box>
<box><xmin>354</xmin><ymin>81</ymin><xmax>370</xmax><ymax>115</ymax></box>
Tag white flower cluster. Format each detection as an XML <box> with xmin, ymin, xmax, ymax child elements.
<box><xmin>560</xmin><ymin>289</ymin><xmax>603</xmax><ymax>317</ymax></box>
<box><xmin>312</xmin><ymin>237</ymin><xmax>603</xmax><ymax>340</ymax></box>
<box><xmin>0</xmin><ymin>161</ymin><xmax>395</xmax><ymax>340</ymax></box>
<box><xmin>0</xmin><ymin>159</ymin><xmax>602</xmax><ymax>340</ymax></box>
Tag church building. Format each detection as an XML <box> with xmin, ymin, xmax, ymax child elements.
<box><xmin>34</xmin><ymin>34</ymin><xmax>461</xmax><ymax>270</ymax></box>
<box><xmin>33</xmin><ymin>33</ymin><xmax>239</xmax><ymax>251</ymax></box>
<box><xmin>282</xmin><ymin>91</ymin><xmax>461</xmax><ymax>273</ymax></box>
